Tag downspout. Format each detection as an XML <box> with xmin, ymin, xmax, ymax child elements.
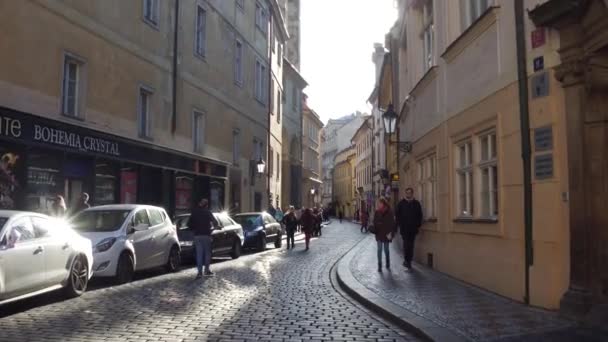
<box><xmin>267</xmin><ymin>12</ymin><xmax>273</xmax><ymax>209</ymax></box>
<box><xmin>171</xmin><ymin>0</ymin><xmax>180</xmax><ymax>134</ymax></box>
<box><xmin>514</xmin><ymin>0</ymin><xmax>533</xmax><ymax>305</ymax></box>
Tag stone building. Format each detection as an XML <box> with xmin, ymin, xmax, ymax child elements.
<box><xmin>375</xmin><ymin>0</ymin><xmax>608</xmax><ymax>312</ymax></box>
<box><xmin>369</xmin><ymin>43</ymin><xmax>389</xmax><ymax>204</ymax></box>
<box><xmin>332</xmin><ymin>145</ymin><xmax>356</xmax><ymax>218</ymax></box>
<box><xmin>301</xmin><ymin>95</ymin><xmax>324</xmax><ymax>207</ymax></box>
<box><xmin>352</xmin><ymin>117</ymin><xmax>374</xmax><ymax>215</ymax></box>
<box><xmin>0</xmin><ymin>0</ymin><xmax>277</xmax><ymax>215</ymax></box>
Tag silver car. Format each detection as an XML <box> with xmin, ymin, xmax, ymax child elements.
<box><xmin>0</xmin><ymin>210</ymin><xmax>93</xmax><ymax>305</ymax></box>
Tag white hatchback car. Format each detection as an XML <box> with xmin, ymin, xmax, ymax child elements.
<box><xmin>0</xmin><ymin>210</ymin><xmax>93</xmax><ymax>305</ymax></box>
<box><xmin>70</xmin><ymin>205</ymin><xmax>180</xmax><ymax>284</ymax></box>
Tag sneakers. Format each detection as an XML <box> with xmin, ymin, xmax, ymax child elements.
<box><xmin>195</xmin><ymin>273</ymin><xmax>203</xmax><ymax>279</ymax></box>
<box><xmin>203</xmin><ymin>271</ymin><xmax>214</xmax><ymax>277</ymax></box>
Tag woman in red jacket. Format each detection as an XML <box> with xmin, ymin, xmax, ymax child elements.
<box><xmin>373</xmin><ymin>197</ymin><xmax>397</xmax><ymax>272</ymax></box>
<box><xmin>300</xmin><ymin>208</ymin><xmax>315</xmax><ymax>251</ymax></box>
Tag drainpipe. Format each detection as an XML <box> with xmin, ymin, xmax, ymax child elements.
<box><xmin>514</xmin><ymin>0</ymin><xmax>533</xmax><ymax>305</ymax></box>
<box><xmin>171</xmin><ymin>0</ymin><xmax>180</xmax><ymax>134</ymax></box>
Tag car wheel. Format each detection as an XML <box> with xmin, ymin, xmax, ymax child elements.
<box><xmin>274</xmin><ymin>233</ymin><xmax>282</xmax><ymax>248</ymax></box>
<box><xmin>257</xmin><ymin>235</ymin><xmax>267</xmax><ymax>252</ymax></box>
<box><xmin>230</xmin><ymin>238</ymin><xmax>241</xmax><ymax>259</ymax></box>
<box><xmin>65</xmin><ymin>254</ymin><xmax>89</xmax><ymax>298</ymax></box>
<box><xmin>115</xmin><ymin>252</ymin><xmax>134</xmax><ymax>285</ymax></box>
<box><xmin>166</xmin><ymin>245</ymin><xmax>181</xmax><ymax>272</ymax></box>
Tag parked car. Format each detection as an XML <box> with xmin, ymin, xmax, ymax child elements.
<box><xmin>0</xmin><ymin>210</ymin><xmax>93</xmax><ymax>305</ymax></box>
<box><xmin>70</xmin><ymin>205</ymin><xmax>180</xmax><ymax>284</ymax></box>
<box><xmin>173</xmin><ymin>212</ymin><xmax>243</xmax><ymax>260</ymax></box>
<box><xmin>233</xmin><ymin>212</ymin><xmax>282</xmax><ymax>252</ymax></box>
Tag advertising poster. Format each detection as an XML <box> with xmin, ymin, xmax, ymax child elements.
<box><xmin>120</xmin><ymin>171</ymin><xmax>137</xmax><ymax>204</ymax></box>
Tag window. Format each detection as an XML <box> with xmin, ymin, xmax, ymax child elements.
<box><xmin>292</xmin><ymin>84</ymin><xmax>298</xmax><ymax>110</ymax></box>
<box><xmin>31</xmin><ymin>217</ymin><xmax>52</xmax><ymax>238</ymax></box>
<box><xmin>255</xmin><ymin>2</ymin><xmax>268</xmax><ymax>34</ymax></box>
<box><xmin>236</xmin><ymin>0</ymin><xmax>244</xmax><ymax>11</ymax></box>
<box><xmin>276</xmin><ymin>152</ymin><xmax>280</xmax><ymax>179</ymax></box>
<box><xmin>133</xmin><ymin>209</ymin><xmax>150</xmax><ymax>226</ymax></box>
<box><xmin>148</xmin><ymin>209</ymin><xmax>164</xmax><ymax>226</ymax></box>
<box><xmin>462</xmin><ymin>0</ymin><xmax>492</xmax><ymax>29</ymax></box>
<box><xmin>456</xmin><ymin>141</ymin><xmax>473</xmax><ymax>217</ymax></box>
<box><xmin>417</xmin><ymin>154</ymin><xmax>437</xmax><ymax>219</ymax></box>
<box><xmin>193</xmin><ymin>111</ymin><xmax>205</xmax><ymax>153</ymax></box>
<box><xmin>269</xmin><ymin>147</ymin><xmax>274</xmax><ymax>176</ymax></box>
<box><xmin>138</xmin><ymin>87</ymin><xmax>153</xmax><ymax>138</ymax></box>
<box><xmin>479</xmin><ymin>132</ymin><xmax>498</xmax><ymax>218</ymax></box>
<box><xmin>143</xmin><ymin>0</ymin><xmax>159</xmax><ymax>27</ymax></box>
<box><xmin>270</xmin><ymin>81</ymin><xmax>275</xmax><ymax>113</ymax></box>
<box><xmin>278</xmin><ymin>43</ymin><xmax>282</xmax><ymax>66</ymax></box>
<box><xmin>254</xmin><ymin>139</ymin><xmax>264</xmax><ymax>161</ymax></box>
<box><xmin>235</xmin><ymin>40</ymin><xmax>243</xmax><ymax>85</ymax></box>
<box><xmin>8</xmin><ymin>217</ymin><xmax>36</xmax><ymax>243</ymax></box>
<box><xmin>277</xmin><ymin>90</ymin><xmax>281</xmax><ymax>123</ymax></box>
<box><xmin>195</xmin><ymin>6</ymin><xmax>207</xmax><ymax>57</ymax></box>
<box><xmin>62</xmin><ymin>56</ymin><xmax>82</xmax><ymax>118</ymax></box>
<box><xmin>422</xmin><ymin>1</ymin><xmax>435</xmax><ymax>72</ymax></box>
<box><xmin>233</xmin><ymin>130</ymin><xmax>240</xmax><ymax>165</ymax></box>
<box><xmin>255</xmin><ymin>60</ymin><xmax>267</xmax><ymax>103</ymax></box>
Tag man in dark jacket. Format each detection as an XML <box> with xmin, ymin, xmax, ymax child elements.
<box><xmin>188</xmin><ymin>198</ymin><xmax>219</xmax><ymax>278</ymax></box>
<box><xmin>281</xmin><ymin>206</ymin><xmax>298</xmax><ymax>249</ymax></box>
<box><xmin>395</xmin><ymin>188</ymin><xmax>423</xmax><ymax>269</ymax></box>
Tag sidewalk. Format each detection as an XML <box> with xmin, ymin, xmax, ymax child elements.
<box><xmin>337</xmin><ymin>234</ymin><xmax>608</xmax><ymax>342</ymax></box>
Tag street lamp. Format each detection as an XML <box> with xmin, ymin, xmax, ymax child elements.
<box><xmin>310</xmin><ymin>188</ymin><xmax>315</xmax><ymax>195</ymax></box>
<box><xmin>256</xmin><ymin>159</ymin><xmax>266</xmax><ymax>174</ymax></box>
<box><xmin>382</xmin><ymin>103</ymin><xmax>412</xmax><ymax>153</ymax></box>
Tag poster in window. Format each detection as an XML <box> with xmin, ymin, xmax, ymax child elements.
<box><xmin>0</xmin><ymin>152</ymin><xmax>20</xmax><ymax>209</ymax></box>
<box><xmin>175</xmin><ymin>176</ymin><xmax>193</xmax><ymax>213</ymax></box>
<box><xmin>120</xmin><ymin>171</ymin><xmax>137</xmax><ymax>204</ymax></box>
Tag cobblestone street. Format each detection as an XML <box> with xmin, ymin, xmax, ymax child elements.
<box><xmin>0</xmin><ymin>222</ymin><xmax>418</xmax><ymax>342</ymax></box>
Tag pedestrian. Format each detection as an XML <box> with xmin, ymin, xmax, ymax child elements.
<box><xmin>300</xmin><ymin>208</ymin><xmax>315</xmax><ymax>251</ymax></box>
<box><xmin>338</xmin><ymin>210</ymin><xmax>344</xmax><ymax>223</ymax></box>
<box><xmin>188</xmin><ymin>198</ymin><xmax>219</xmax><ymax>278</ymax></box>
<box><xmin>395</xmin><ymin>188</ymin><xmax>423</xmax><ymax>270</ymax></box>
<box><xmin>295</xmin><ymin>207</ymin><xmax>303</xmax><ymax>233</ymax></box>
<box><xmin>361</xmin><ymin>209</ymin><xmax>369</xmax><ymax>233</ymax></box>
<box><xmin>282</xmin><ymin>206</ymin><xmax>298</xmax><ymax>249</ymax></box>
<box><xmin>51</xmin><ymin>195</ymin><xmax>67</xmax><ymax>218</ymax></box>
<box><xmin>373</xmin><ymin>197</ymin><xmax>397</xmax><ymax>272</ymax></box>
<box><xmin>267</xmin><ymin>204</ymin><xmax>277</xmax><ymax>218</ymax></box>
<box><xmin>275</xmin><ymin>207</ymin><xmax>284</xmax><ymax>222</ymax></box>
<box><xmin>72</xmin><ymin>192</ymin><xmax>90</xmax><ymax>216</ymax></box>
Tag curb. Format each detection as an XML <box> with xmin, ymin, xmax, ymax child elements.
<box><xmin>336</xmin><ymin>237</ymin><xmax>469</xmax><ymax>342</ymax></box>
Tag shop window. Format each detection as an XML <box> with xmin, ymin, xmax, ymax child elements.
<box><xmin>175</xmin><ymin>175</ymin><xmax>193</xmax><ymax>216</ymax></box>
<box><xmin>26</xmin><ymin>151</ymin><xmax>63</xmax><ymax>214</ymax></box>
<box><xmin>95</xmin><ymin>161</ymin><xmax>116</xmax><ymax>206</ymax></box>
<box><xmin>120</xmin><ymin>168</ymin><xmax>137</xmax><ymax>204</ymax></box>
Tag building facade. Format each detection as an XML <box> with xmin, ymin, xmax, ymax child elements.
<box><xmin>369</xmin><ymin>43</ymin><xmax>389</xmax><ymax>205</ymax></box>
<box><xmin>0</xmin><ymin>0</ymin><xmax>282</xmax><ymax>216</ymax></box>
<box><xmin>376</xmin><ymin>0</ymin><xmax>608</xmax><ymax>312</ymax></box>
<box><xmin>352</xmin><ymin>117</ymin><xmax>374</xmax><ymax>215</ymax></box>
<box><xmin>302</xmin><ymin>95</ymin><xmax>324</xmax><ymax>207</ymax></box>
<box><xmin>332</xmin><ymin>146</ymin><xmax>355</xmax><ymax>218</ymax></box>
<box><xmin>320</xmin><ymin>112</ymin><xmax>366</xmax><ymax>207</ymax></box>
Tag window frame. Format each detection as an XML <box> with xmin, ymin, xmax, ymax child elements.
<box><xmin>455</xmin><ymin>140</ymin><xmax>473</xmax><ymax>218</ymax></box>
<box><xmin>142</xmin><ymin>0</ymin><xmax>160</xmax><ymax>29</ymax></box>
<box><xmin>462</xmin><ymin>0</ymin><xmax>493</xmax><ymax>30</ymax></box>
<box><xmin>192</xmin><ymin>110</ymin><xmax>206</xmax><ymax>154</ymax></box>
<box><xmin>422</xmin><ymin>0</ymin><xmax>435</xmax><ymax>73</ymax></box>
<box><xmin>138</xmin><ymin>85</ymin><xmax>154</xmax><ymax>139</ymax></box>
<box><xmin>233</xmin><ymin>129</ymin><xmax>240</xmax><ymax>166</ymax></box>
<box><xmin>255</xmin><ymin>2</ymin><xmax>268</xmax><ymax>34</ymax></box>
<box><xmin>417</xmin><ymin>154</ymin><xmax>437</xmax><ymax>220</ymax></box>
<box><xmin>61</xmin><ymin>54</ymin><xmax>85</xmax><ymax>119</ymax></box>
<box><xmin>478</xmin><ymin>131</ymin><xmax>498</xmax><ymax>219</ymax></box>
<box><xmin>194</xmin><ymin>5</ymin><xmax>207</xmax><ymax>58</ymax></box>
<box><xmin>234</xmin><ymin>39</ymin><xmax>243</xmax><ymax>86</ymax></box>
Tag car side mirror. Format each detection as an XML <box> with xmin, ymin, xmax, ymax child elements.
<box><xmin>134</xmin><ymin>223</ymin><xmax>149</xmax><ymax>231</ymax></box>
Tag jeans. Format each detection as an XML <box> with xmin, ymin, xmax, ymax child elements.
<box><xmin>402</xmin><ymin>231</ymin><xmax>418</xmax><ymax>264</ymax></box>
<box><xmin>304</xmin><ymin>231</ymin><xmax>312</xmax><ymax>249</ymax></box>
<box><xmin>194</xmin><ymin>235</ymin><xmax>212</xmax><ymax>274</ymax></box>
<box><xmin>377</xmin><ymin>241</ymin><xmax>390</xmax><ymax>268</ymax></box>
<box><xmin>286</xmin><ymin>229</ymin><xmax>295</xmax><ymax>248</ymax></box>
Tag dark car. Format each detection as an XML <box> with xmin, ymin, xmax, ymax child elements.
<box><xmin>173</xmin><ymin>212</ymin><xmax>243</xmax><ymax>260</ymax></box>
<box><xmin>233</xmin><ymin>212</ymin><xmax>283</xmax><ymax>252</ymax></box>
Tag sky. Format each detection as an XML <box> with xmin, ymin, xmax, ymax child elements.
<box><xmin>300</xmin><ymin>0</ymin><xmax>398</xmax><ymax>124</ymax></box>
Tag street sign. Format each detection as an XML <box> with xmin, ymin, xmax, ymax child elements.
<box><xmin>531</xmin><ymin>28</ymin><xmax>546</xmax><ymax>48</ymax></box>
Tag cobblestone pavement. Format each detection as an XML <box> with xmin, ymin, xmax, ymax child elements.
<box><xmin>0</xmin><ymin>222</ymin><xmax>418</xmax><ymax>342</ymax></box>
<box><xmin>349</xmin><ymin>236</ymin><xmax>595</xmax><ymax>342</ymax></box>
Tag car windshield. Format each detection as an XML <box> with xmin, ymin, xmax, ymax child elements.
<box><xmin>71</xmin><ymin>210</ymin><xmax>130</xmax><ymax>232</ymax></box>
<box><xmin>234</xmin><ymin>214</ymin><xmax>262</xmax><ymax>229</ymax></box>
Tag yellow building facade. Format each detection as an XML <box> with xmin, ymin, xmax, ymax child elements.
<box><xmin>332</xmin><ymin>146</ymin><xmax>355</xmax><ymax>218</ymax></box>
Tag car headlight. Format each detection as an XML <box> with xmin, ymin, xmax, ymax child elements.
<box><xmin>95</xmin><ymin>237</ymin><xmax>117</xmax><ymax>253</ymax></box>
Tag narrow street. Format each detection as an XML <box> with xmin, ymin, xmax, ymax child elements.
<box><xmin>0</xmin><ymin>222</ymin><xmax>418</xmax><ymax>342</ymax></box>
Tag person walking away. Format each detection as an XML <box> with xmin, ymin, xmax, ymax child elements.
<box><xmin>51</xmin><ymin>195</ymin><xmax>67</xmax><ymax>218</ymax></box>
<box><xmin>281</xmin><ymin>206</ymin><xmax>298</xmax><ymax>249</ymax></box>
<box><xmin>295</xmin><ymin>207</ymin><xmax>303</xmax><ymax>232</ymax></box>
<box><xmin>275</xmin><ymin>207</ymin><xmax>284</xmax><ymax>223</ymax></box>
<box><xmin>267</xmin><ymin>204</ymin><xmax>277</xmax><ymax>218</ymax></box>
<box><xmin>373</xmin><ymin>197</ymin><xmax>397</xmax><ymax>272</ymax></box>
<box><xmin>396</xmin><ymin>188</ymin><xmax>423</xmax><ymax>270</ymax></box>
<box><xmin>72</xmin><ymin>192</ymin><xmax>90</xmax><ymax>216</ymax></box>
<box><xmin>300</xmin><ymin>208</ymin><xmax>315</xmax><ymax>251</ymax></box>
<box><xmin>188</xmin><ymin>198</ymin><xmax>219</xmax><ymax>278</ymax></box>
<box><xmin>338</xmin><ymin>210</ymin><xmax>343</xmax><ymax>223</ymax></box>
<box><xmin>360</xmin><ymin>209</ymin><xmax>369</xmax><ymax>233</ymax></box>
